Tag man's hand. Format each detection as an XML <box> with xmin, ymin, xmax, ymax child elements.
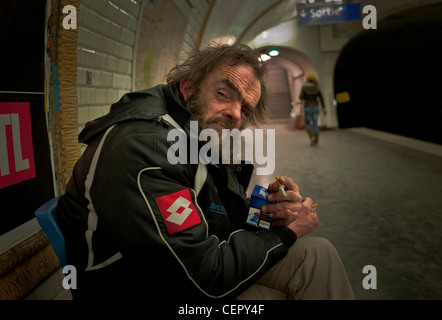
<box><xmin>287</xmin><ymin>197</ymin><xmax>319</xmax><ymax>238</ymax></box>
<box><xmin>261</xmin><ymin>177</ymin><xmax>319</xmax><ymax>238</ymax></box>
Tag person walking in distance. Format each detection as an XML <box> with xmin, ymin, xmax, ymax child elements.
<box><xmin>299</xmin><ymin>72</ymin><xmax>326</xmax><ymax>146</ymax></box>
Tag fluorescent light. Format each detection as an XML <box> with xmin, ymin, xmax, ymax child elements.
<box><xmin>259</xmin><ymin>54</ymin><xmax>271</xmax><ymax>62</ymax></box>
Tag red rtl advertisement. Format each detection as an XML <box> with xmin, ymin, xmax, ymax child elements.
<box><xmin>0</xmin><ymin>102</ymin><xmax>36</xmax><ymax>189</ymax></box>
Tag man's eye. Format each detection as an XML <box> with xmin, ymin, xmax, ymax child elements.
<box><xmin>241</xmin><ymin>108</ymin><xmax>251</xmax><ymax>118</ymax></box>
<box><xmin>217</xmin><ymin>91</ymin><xmax>227</xmax><ymax>98</ymax></box>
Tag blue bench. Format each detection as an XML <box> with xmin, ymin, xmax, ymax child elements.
<box><xmin>34</xmin><ymin>196</ymin><xmax>67</xmax><ymax>268</ymax></box>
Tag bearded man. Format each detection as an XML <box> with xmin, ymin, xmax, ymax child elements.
<box><xmin>56</xmin><ymin>43</ymin><xmax>354</xmax><ymax>301</ymax></box>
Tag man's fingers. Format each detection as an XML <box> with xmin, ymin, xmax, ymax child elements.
<box><xmin>268</xmin><ymin>177</ymin><xmax>299</xmax><ymax>194</ymax></box>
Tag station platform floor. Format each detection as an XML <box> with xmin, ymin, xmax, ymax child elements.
<box><xmin>247</xmin><ymin>120</ymin><xmax>442</xmax><ymax>300</ymax></box>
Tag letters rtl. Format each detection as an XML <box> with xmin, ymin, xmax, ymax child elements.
<box><xmin>0</xmin><ymin>102</ymin><xmax>36</xmax><ymax>189</ymax></box>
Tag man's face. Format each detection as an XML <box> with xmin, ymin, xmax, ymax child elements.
<box><xmin>183</xmin><ymin>63</ymin><xmax>262</xmax><ymax>132</ymax></box>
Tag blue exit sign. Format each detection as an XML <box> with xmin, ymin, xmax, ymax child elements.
<box><xmin>298</xmin><ymin>3</ymin><xmax>361</xmax><ymax>25</ymax></box>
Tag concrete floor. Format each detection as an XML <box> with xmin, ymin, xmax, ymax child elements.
<box><xmin>247</xmin><ymin>120</ymin><xmax>442</xmax><ymax>300</ymax></box>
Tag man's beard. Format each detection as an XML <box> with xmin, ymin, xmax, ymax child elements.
<box><xmin>186</xmin><ymin>90</ymin><xmax>246</xmax><ymax>165</ymax></box>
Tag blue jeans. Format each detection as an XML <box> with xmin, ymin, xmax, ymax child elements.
<box><xmin>304</xmin><ymin>106</ymin><xmax>320</xmax><ymax>134</ymax></box>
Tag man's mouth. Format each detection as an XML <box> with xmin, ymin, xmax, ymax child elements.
<box><xmin>206</xmin><ymin>119</ymin><xmax>236</xmax><ymax>131</ymax></box>
<box><xmin>210</xmin><ymin>122</ymin><xmax>228</xmax><ymax>130</ymax></box>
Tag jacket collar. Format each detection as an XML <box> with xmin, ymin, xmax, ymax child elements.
<box><xmin>161</xmin><ymin>82</ymin><xmax>193</xmax><ymax>133</ymax></box>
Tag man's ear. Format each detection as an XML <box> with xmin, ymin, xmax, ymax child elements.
<box><xmin>179</xmin><ymin>80</ymin><xmax>194</xmax><ymax>102</ymax></box>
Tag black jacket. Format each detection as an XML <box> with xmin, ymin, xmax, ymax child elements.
<box><xmin>57</xmin><ymin>82</ymin><xmax>296</xmax><ymax>300</ymax></box>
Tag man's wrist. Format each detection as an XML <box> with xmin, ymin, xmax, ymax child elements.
<box><xmin>271</xmin><ymin>226</ymin><xmax>297</xmax><ymax>248</ymax></box>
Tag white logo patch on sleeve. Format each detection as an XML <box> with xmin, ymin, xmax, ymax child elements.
<box><xmin>155</xmin><ymin>189</ymin><xmax>201</xmax><ymax>234</ymax></box>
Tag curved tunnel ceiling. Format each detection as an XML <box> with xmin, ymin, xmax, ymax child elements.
<box><xmin>200</xmin><ymin>0</ymin><xmax>298</xmax><ymax>47</ymax></box>
<box><xmin>259</xmin><ymin>46</ymin><xmax>316</xmax><ymax>76</ymax></box>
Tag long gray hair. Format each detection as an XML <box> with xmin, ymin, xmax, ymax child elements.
<box><xmin>166</xmin><ymin>43</ymin><xmax>270</xmax><ymax>127</ymax></box>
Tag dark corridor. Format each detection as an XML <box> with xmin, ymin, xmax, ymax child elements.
<box><xmin>334</xmin><ymin>3</ymin><xmax>442</xmax><ymax>145</ymax></box>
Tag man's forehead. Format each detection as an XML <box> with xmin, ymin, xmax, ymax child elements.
<box><xmin>218</xmin><ymin>64</ymin><xmax>261</xmax><ymax>107</ymax></box>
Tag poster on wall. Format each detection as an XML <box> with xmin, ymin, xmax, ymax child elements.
<box><xmin>0</xmin><ymin>0</ymin><xmax>53</xmax><ymax>236</ymax></box>
<box><xmin>0</xmin><ymin>94</ymin><xmax>54</xmax><ymax>236</ymax></box>
<box><xmin>0</xmin><ymin>102</ymin><xmax>36</xmax><ymax>189</ymax></box>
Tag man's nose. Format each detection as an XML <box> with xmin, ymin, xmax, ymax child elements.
<box><xmin>223</xmin><ymin>101</ymin><xmax>242</xmax><ymax>126</ymax></box>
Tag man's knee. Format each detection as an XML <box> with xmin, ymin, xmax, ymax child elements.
<box><xmin>292</xmin><ymin>236</ymin><xmax>340</xmax><ymax>261</ymax></box>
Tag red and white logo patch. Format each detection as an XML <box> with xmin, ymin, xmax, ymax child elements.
<box><xmin>155</xmin><ymin>189</ymin><xmax>201</xmax><ymax>234</ymax></box>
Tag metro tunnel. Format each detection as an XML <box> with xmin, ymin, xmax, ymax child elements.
<box><xmin>0</xmin><ymin>0</ymin><xmax>441</xmax><ymax>304</ymax></box>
